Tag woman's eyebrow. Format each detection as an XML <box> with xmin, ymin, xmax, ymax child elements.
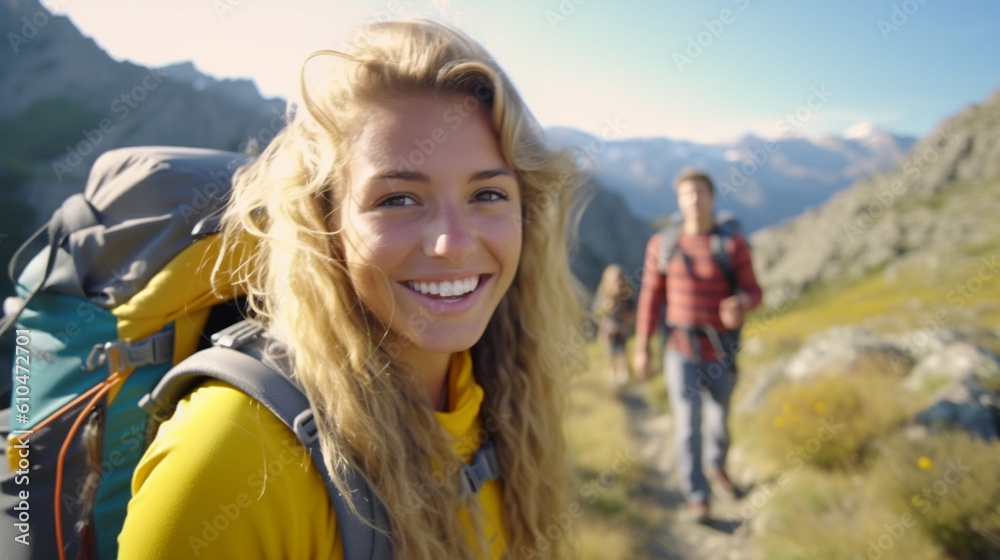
<box><xmin>468</xmin><ymin>168</ymin><xmax>514</xmax><ymax>182</ymax></box>
<box><xmin>374</xmin><ymin>170</ymin><xmax>431</xmax><ymax>182</ymax></box>
<box><xmin>373</xmin><ymin>168</ymin><xmax>514</xmax><ymax>183</ymax></box>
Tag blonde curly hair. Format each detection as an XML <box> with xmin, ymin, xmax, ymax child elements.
<box><xmin>215</xmin><ymin>18</ymin><xmax>586</xmax><ymax>560</ymax></box>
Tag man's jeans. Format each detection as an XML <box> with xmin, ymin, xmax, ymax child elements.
<box><xmin>664</xmin><ymin>349</ymin><xmax>737</xmax><ymax>503</ymax></box>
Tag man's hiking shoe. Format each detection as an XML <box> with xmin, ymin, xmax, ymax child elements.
<box><xmin>711</xmin><ymin>467</ymin><xmax>744</xmax><ymax>500</ymax></box>
<box><xmin>682</xmin><ymin>500</ymin><xmax>711</xmax><ymax>524</ymax></box>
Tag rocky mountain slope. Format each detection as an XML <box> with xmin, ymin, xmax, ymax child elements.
<box><xmin>0</xmin><ymin>0</ymin><xmax>286</xmax><ymax>223</ymax></box>
<box><xmin>750</xmin><ymin>88</ymin><xmax>1000</xmax><ymax>303</ymax></box>
<box><xmin>573</xmin><ymin>183</ymin><xmax>656</xmax><ymax>291</ymax></box>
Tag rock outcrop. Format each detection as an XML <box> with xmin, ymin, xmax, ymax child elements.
<box><xmin>749</xmin><ymin>89</ymin><xmax>1000</xmax><ymax>304</ymax></box>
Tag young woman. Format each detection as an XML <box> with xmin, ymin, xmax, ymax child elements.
<box><xmin>592</xmin><ymin>264</ymin><xmax>634</xmax><ymax>388</ymax></box>
<box><xmin>118</xmin><ymin>19</ymin><xmax>584</xmax><ymax>560</ymax></box>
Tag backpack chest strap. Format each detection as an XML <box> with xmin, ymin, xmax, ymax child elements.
<box><xmin>460</xmin><ymin>440</ymin><xmax>501</xmax><ymax>496</ymax></box>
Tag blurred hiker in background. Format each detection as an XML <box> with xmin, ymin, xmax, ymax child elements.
<box><xmin>117</xmin><ymin>19</ymin><xmax>584</xmax><ymax>560</ymax></box>
<box><xmin>633</xmin><ymin>167</ymin><xmax>762</xmax><ymax>523</ymax></box>
<box><xmin>593</xmin><ymin>263</ymin><xmax>635</xmax><ymax>388</ymax></box>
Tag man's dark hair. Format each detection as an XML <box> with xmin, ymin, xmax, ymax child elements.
<box><xmin>672</xmin><ymin>167</ymin><xmax>714</xmax><ymax>196</ymax></box>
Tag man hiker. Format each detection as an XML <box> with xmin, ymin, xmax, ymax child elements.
<box><xmin>633</xmin><ymin>167</ymin><xmax>762</xmax><ymax>523</ymax></box>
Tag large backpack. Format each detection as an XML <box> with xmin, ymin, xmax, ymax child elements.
<box><xmin>655</xmin><ymin>210</ymin><xmax>744</xmax><ymax>360</ymax></box>
<box><xmin>0</xmin><ymin>146</ymin><xmax>500</xmax><ymax>560</ymax></box>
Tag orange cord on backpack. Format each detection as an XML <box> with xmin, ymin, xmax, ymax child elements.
<box><xmin>52</xmin><ymin>372</ymin><xmax>124</xmax><ymax>560</ymax></box>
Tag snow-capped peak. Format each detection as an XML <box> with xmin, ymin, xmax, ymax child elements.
<box><xmin>844</xmin><ymin>121</ymin><xmax>877</xmax><ymax>139</ymax></box>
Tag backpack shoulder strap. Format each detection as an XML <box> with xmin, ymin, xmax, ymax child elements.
<box><xmin>709</xmin><ymin>211</ymin><xmax>743</xmax><ymax>295</ymax></box>
<box><xmin>656</xmin><ymin>213</ymin><xmax>685</xmax><ymax>275</ymax></box>
<box><xmin>139</xmin><ymin>324</ymin><xmax>393</xmax><ymax>560</ymax></box>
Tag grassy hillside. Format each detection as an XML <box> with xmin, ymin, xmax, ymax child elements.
<box><xmin>739</xmin><ymin>176</ymin><xmax>1000</xmax><ymax>373</ymax></box>
<box><xmin>729</xmin><ymin>175</ymin><xmax>1000</xmax><ymax>559</ymax></box>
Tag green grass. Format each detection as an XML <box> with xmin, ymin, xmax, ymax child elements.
<box><xmin>739</xmin><ymin>239</ymin><xmax>1000</xmax><ymax>378</ymax></box>
<box><xmin>567</xmin><ymin>342</ymin><xmax>657</xmax><ymax>560</ymax></box>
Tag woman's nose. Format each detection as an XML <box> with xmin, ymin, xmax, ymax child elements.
<box><xmin>424</xmin><ymin>201</ymin><xmax>476</xmax><ymax>263</ymax></box>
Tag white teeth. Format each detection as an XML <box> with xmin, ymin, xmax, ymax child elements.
<box><xmin>406</xmin><ymin>276</ymin><xmax>480</xmax><ymax>297</ymax></box>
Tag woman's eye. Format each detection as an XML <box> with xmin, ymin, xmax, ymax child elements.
<box><xmin>473</xmin><ymin>189</ymin><xmax>508</xmax><ymax>203</ymax></box>
<box><xmin>378</xmin><ymin>194</ymin><xmax>417</xmax><ymax>207</ymax></box>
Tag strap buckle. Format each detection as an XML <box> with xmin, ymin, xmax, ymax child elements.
<box><xmin>85</xmin><ymin>331</ymin><xmax>174</xmax><ymax>373</ymax></box>
<box><xmin>212</xmin><ymin>320</ymin><xmax>264</xmax><ymax>349</ymax></box>
<box><xmin>293</xmin><ymin>409</ymin><xmax>319</xmax><ymax>446</ymax></box>
<box><xmin>86</xmin><ymin>340</ymin><xmax>126</xmax><ymax>373</ymax></box>
<box><xmin>459</xmin><ymin>440</ymin><xmax>500</xmax><ymax>496</ymax></box>
<box><xmin>460</xmin><ymin>463</ymin><xmax>483</xmax><ymax>496</ymax></box>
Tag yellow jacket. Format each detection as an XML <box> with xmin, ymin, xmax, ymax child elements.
<box><xmin>118</xmin><ymin>350</ymin><xmax>506</xmax><ymax>559</ymax></box>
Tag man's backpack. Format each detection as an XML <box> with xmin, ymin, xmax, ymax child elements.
<box><xmin>656</xmin><ymin>210</ymin><xmax>742</xmax><ymax>292</ymax></box>
<box><xmin>655</xmin><ymin>210</ymin><xmax>744</xmax><ymax>360</ymax></box>
<box><xmin>0</xmin><ymin>146</ymin><xmax>499</xmax><ymax>560</ymax></box>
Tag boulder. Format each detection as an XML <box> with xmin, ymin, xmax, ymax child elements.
<box><xmin>902</xmin><ymin>342</ymin><xmax>1000</xmax><ymax>392</ymax></box>
<box><xmin>783</xmin><ymin>326</ymin><xmax>909</xmax><ymax>380</ymax></box>
<box><xmin>914</xmin><ymin>377</ymin><xmax>1000</xmax><ymax>440</ymax></box>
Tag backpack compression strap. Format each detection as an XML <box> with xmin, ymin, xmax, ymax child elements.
<box><xmin>0</xmin><ymin>194</ymin><xmax>101</xmax><ymax>337</ymax></box>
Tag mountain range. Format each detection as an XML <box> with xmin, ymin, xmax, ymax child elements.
<box><xmin>549</xmin><ymin>123</ymin><xmax>916</xmax><ymax>233</ymax></box>
<box><xmin>0</xmin><ymin>0</ymin><xmax>969</xmax><ymax>298</ymax></box>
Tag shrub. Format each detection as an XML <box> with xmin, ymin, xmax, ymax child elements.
<box><xmin>742</xmin><ymin>373</ymin><xmax>907</xmax><ymax>470</ymax></box>
<box><xmin>868</xmin><ymin>431</ymin><xmax>1000</xmax><ymax>559</ymax></box>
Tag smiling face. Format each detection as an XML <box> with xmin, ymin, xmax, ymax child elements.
<box><xmin>338</xmin><ymin>94</ymin><xmax>522</xmax><ymax>374</ymax></box>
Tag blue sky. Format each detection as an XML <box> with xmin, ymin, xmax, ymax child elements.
<box><xmin>48</xmin><ymin>0</ymin><xmax>1000</xmax><ymax>143</ymax></box>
